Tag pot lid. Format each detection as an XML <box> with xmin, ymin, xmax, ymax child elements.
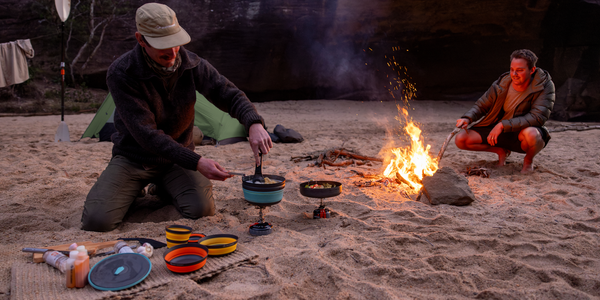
<box><xmin>88</xmin><ymin>253</ymin><xmax>152</xmax><ymax>291</ymax></box>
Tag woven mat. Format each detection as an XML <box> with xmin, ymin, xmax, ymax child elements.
<box><xmin>10</xmin><ymin>245</ymin><xmax>258</xmax><ymax>300</ymax></box>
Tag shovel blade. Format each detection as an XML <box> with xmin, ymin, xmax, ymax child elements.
<box><xmin>54</xmin><ymin>121</ymin><xmax>70</xmax><ymax>142</ymax></box>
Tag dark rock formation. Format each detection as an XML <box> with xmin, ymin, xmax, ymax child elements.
<box><xmin>421</xmin><ymin>167</ymin><xmax>476</xmax><ymax>206</ymax></box>
<box><xmin>1</xmin><ymin>0</ymin><xmax>599</xmax><ymax>115</ymax></box>
<box><xmin>541</xmin><ymin>0</ymin><xmax>600</xmax><ymax>121</ymax></box>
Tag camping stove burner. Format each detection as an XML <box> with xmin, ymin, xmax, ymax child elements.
<box><xmin>249</xmin><ymin>207</ymin><xmax>273</xmax><ymax>235</ymax></box>
<box><xmin>313</xmin><ymin>203</ymin><xmax>331</xmax><ymax>219</ymax></box>
<box><xmin>299</xmin><ymin>181</ymin><xmax>342</xmax><ymax>220</ymax></box>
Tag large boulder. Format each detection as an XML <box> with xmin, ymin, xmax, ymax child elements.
<box><xmin>421</xmin><ymin>167</ymin><xmax>475</xmax><ymax>206</ymax></box>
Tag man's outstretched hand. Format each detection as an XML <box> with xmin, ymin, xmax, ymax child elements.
<box><xmin>197</xmin><ymin>157</ymin><xmax>233</xmax><ymax>181</ymax></box>
<box><xmin>248</xmin><ymin>123</ymin><xmax>273</xmax><ymax>165</ymax></box>
<box><xmin>456</xmin><ymin>118</ymin><xmax>470</xmax><ymax>129</ymax></box>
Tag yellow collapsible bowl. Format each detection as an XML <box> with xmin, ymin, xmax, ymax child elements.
<box><xmin>166</xmin><ymin>225</ymin><xmax>192</xmax><ymax>248</ymax></box>
<box><xmin>198</xmin><ymin>234</ymin><xmax>238</xmax><ymax>256</ymax></box>
<box><xmin>166</xmin><ymin>238</ymin><xmax>188</xmax><ymax>249</ymax></box>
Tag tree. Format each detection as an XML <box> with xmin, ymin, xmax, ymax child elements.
<box><xmin>68</xmin><ymin>0</ymin><xmax>129</xmax><ymax>84</ymax></box>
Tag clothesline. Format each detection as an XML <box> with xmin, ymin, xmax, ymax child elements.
<box><xmin>28</xmin><ymin>33</ymin><xmax>59</xmax><ymax>40</ymax></box>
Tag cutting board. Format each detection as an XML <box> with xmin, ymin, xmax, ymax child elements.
<box><xmin>32</xmin><ymin>240</ymin><xmax>119</xmax><ymax>263</ymax></box>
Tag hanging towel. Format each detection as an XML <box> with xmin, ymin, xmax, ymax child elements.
<box><xmin>0</xmin><ymin>39</ymin><xmax>35</xmax><ymax>88</ymax></box>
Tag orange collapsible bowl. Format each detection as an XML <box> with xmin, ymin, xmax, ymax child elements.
<box><xmin>198</xmin><ymin>234</ymin><xmax>238</xmax><ymax>256</ymax></box>
<box><xmin>188</xmin><ymin>233</ymin><xmax>206</xmax><ymax>243</ymax></box>
<box><xmin>163</xmin><ymin>243</ymin><xmax>208</xmax><ymax>274</ymax></box>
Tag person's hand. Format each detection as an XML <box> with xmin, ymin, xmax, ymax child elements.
<box><xmin>196</xmin><ymin>157</ymin><xmax>233</xmax><ymax>181</ymax></box>
<box><xmin>248</xmin><ymin>123</ymin><xmax>273</xmax><ymax>165</ymax></box>
<box><xmin>456</xmin><ymin>118</ymin><xmax>470</xmax><ymax>129</ymax></box>
<box><xmin>487</xmin><ymin>122</ymin><xmax>504</xmax><ymax>146</ymax></box>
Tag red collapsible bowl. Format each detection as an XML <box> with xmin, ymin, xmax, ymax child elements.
<box><xmin>163</xmin><ymin>243</ymin><xmax>208</xmax><ymax>274</ymax></box>
<box><xmin>188</xmin><ymin>233</ymin><xmax>206</xmax><ymax>243</ymax></box>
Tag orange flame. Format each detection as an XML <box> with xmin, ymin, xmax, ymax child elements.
<box><xmin>382</xmin><ymin>120</ymin><xmax>438</xmax><ymax>193</ymax></box>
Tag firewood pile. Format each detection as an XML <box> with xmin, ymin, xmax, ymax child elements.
<box><xmin>291</xmin><ymin>148</ymin><xmax>382</xmax><ymax>168</ymax></box>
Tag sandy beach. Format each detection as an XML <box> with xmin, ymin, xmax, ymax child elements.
<box><xmin>0</xmin><ymin>99</ymin><xmax>598</xmax><ymax>299</ymax></box>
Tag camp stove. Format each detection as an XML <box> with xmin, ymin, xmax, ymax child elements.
<box><xmin>241</xmin><ymin>153</ymin><xmax>286</xmax><ymax>236</ymax></box>
<box><xmin>299</xmin><ymin>181</ymin><xmax>342</xmax><ymax>219</ymax></box>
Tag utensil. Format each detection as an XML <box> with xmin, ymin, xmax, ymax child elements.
<box><xmin>227</xmin><ymin>172</ymin><xmax>245</xmax><ymax>176</ymax></box>
<box><xmin>22</xmin><ymin>248</ymin><xmax>70</xmax><ymax>255</ymax></box>
<box><xmin>253</xmin><ymin>151</ymin><xmax>264</xmax><ymax>183</ymax></box>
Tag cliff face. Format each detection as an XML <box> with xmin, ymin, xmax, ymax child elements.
<box><xmin>2</xmin><ymin>0</ymin><xmax>599</xmax><ymax>120</ymax></box>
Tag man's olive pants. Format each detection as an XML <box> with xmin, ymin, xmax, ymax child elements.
<box><xmin>81</xmin><ymin>155</ymin><xmax>214</xmax><ymax>232</ymax></box>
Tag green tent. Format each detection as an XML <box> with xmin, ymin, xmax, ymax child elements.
<box><xmin>82</xmin><ymin>92</ymin><xmax>248</xmax><ymax>144</ymax></box>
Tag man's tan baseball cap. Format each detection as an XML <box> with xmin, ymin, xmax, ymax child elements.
<box><xmin>136</xmin><ymin>3</ymin><xmax>190</xmax><ymax>49</ymax></box>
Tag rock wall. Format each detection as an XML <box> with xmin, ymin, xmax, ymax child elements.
<box><xmin>1</xmin><ymin>0</ymin><xmax>599</xmax><ymax>120</ymax></box>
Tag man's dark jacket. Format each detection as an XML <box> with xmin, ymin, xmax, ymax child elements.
<box><xmin>462</xmin><ymin>68</ymin><xmax>555</xmax><ymax>136</ymax></box>
<box><xmin>106</xmin><ymin>44</ymin><xmax>264</xmax><ymax>170</ymax></box>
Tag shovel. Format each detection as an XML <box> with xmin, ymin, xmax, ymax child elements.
<box><xmin>54</xmin><ymin>121</ymin><xmax>70</xmax><ymax>142</ymax></box>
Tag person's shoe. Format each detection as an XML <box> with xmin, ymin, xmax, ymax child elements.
<box><xmin>148</xmin><ymin>183</ymin><xmax>158</xmax><ymax>195</ymax></box>
<box><xmin>138</xmin><ymin>187</ymin><xmax>147</xmax><ymax>197</ymax></box>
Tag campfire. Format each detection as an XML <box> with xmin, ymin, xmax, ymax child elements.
<box><xmin>382</xmin><ymin>119</ymin><xmax>438</xmax><ymax>193</ymax></box>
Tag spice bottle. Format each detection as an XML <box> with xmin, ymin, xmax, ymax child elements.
<box><xmin>42</xmin><ymin>250</ymin><xmax>69</xmax><ymax>273</ymax></box>
<box><xmin>114</xmin><ymin>241</ymin><xmax>134</xmax><ymax>254</ymax></box>
<box><xmin>65</xmin><ymin>251</ymin><xmax>78</xmax><ymax>288</ymax></box>
<box><xmin>74</xmin><ymin>247</ymin><xmax>89</xmax><ymax>288</ymax></box>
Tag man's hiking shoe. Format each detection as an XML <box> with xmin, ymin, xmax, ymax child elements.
<box><xmin>148</xmin><ymin>183</ymin><xmax>158</xmax><ymax>196</ymax></box>
<box><xmin>138</xmin><ymin>187</ymin><xmax>146</xmax><ymax>197</ymax></box>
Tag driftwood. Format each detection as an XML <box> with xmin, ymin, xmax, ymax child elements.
<box><xmin>548</xmin><ymin>124</ymin><xmax>600</xmax><ymax>132</ymax></box>
<box><xmin>295</xmin><ymin>148</ymin><xmax>383</xmax><ymax>168</ymax></box>
<box><xmin>461</xmin><ymin>167</ymin><xmax>490</xmax><ymax>178</ymax></box>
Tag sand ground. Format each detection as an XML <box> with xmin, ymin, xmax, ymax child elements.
<box><xmin>0</xmin><ymin>100</ymin><xmax>599</xmax><ymax>299</ymax></box>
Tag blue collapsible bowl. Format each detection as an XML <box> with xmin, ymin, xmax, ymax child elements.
<box><xmin>242</xmin><ymin>175</ymin><xmax>285</xmax><ymax>206</ymax></box>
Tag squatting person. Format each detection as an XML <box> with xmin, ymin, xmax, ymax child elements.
<box><xmin>81</xmin><ymin>3</ymin><xmax>272</xmax><ymax>231</ymax></box>
<box><xmin>454</xmin><ymin>49</ymin><xmax>555</xmax><ymax>173</ymax></box>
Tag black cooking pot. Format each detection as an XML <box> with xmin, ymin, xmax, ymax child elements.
<box><xmin>299</xmin><ymin>181</ymin><xmax>342</xmax><ymax>198</ymax></box>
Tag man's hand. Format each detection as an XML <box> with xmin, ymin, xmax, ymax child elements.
<box><xmin>197</xmin><ymin>157</ymin><xmax>233</xmax><ymax>181</ymax></box>
<box><xmin>487</xmin><ymin>122</ymin><xmax>504</xmax><ymax>146</ymax></box>
<box><xmin>456</xmin><ymin>118</ymin><xmax>470</xmax><ymax>129</ymax></box>
<box><xmin>248</xmin><ymin>123</ymin><xmax>273</xmax><ymax>165</ymax></box>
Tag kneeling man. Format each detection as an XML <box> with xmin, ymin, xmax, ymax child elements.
<box><xmin>455</xmin><ymin>49</ymin><xmax>555</xmax><ymax>173</ymax></box>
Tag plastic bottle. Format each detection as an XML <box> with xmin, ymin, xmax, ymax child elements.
<box><xmin>65</xmin><ymin>251</ymin><xmax>78</xmax><ymax>288</ymax></box>
<box><xmin>68</xmin><ymin>243</ymin><xmax>78</xmax><ymax>251</ymax></box>
<box><xmin>74</xmin><ymin>247</ymin><xmax>89</xmax><ymax>288</ymax></box>
<box><xmin>113</xmin><ymin>241</ymin><xmax>134</xmax><ymax>254</ymax></box>
<box><xmin>42</xmin><ymin>251</ymin><xmax>69</xmax><ymax>273</ymax></box>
